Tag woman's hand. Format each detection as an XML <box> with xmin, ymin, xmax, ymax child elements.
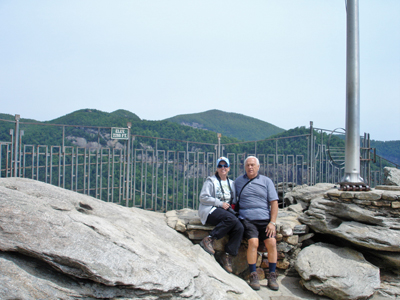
<box><xmin>221</xmin><ymin>202</ymin><xmax>230</xmax><ymax>210</ymax></box>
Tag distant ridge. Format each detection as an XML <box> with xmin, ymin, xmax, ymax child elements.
<box><xmin>1</xmin><ymin>109</ymin><xmax>398</xmax><ymax>165</ymax></box>
<box><xmin>46</xmin><ymin>109</ymin><xmax>141</xmax><ymax>126</ymax></box>
<box><xmin>164</xmin><ymin>109</ymin><xmax>285</xmax><ymax>141</ymax></box>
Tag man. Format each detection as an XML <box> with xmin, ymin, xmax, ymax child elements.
<box><xmin>233</xmin><ymin>156</ymin><xmax>279</xmax><ymax>291</ymax></box>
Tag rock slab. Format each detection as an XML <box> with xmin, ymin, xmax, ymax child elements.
<box><xmin>295</xmin><ymin>243</ymin><xmax>380</xmax><ymax>300</ymax></box>
<box><xmin>384</xmin><ymin>167</ymin><xmax>400</xmax><ymax>186</ymax></box>
<box><xmin>0</xmin><ymin>178</ymin><xmax>260</xmax><ymax>300</ymax></box>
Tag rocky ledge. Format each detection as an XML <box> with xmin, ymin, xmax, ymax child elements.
<box><xmin>0</xmin><ymin>177</ymin><xmax>260</xmax><ymax>300</ymax></box>
<box><xmin>167</xmin><ymin>173</ymin><xmax>400</xmax><ymax>300</ymax></box>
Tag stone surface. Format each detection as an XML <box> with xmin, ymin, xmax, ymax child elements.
<box><xmin>295</xmin><ymin>243</ymin><xmax>380</xmax><ymax>300</ymax></box>
<box><xmin>283</xmin><ymin>183</ymin><xmax>335</xmax><ymax>207</ymax></box>
<box><xmin>0</xmin><ymin>178</ymin><xmax>260</xmax><ymax>300</ymax></box>
<box><xmin>366</xmin><ymin>250</ymin><xmax>400</xmax><ymax>274</ymax></box>
<box><xmin>166</xmin><ymin>203</ymin><xmax>307</xmax><ymax>278</ymax></box>
<box><xmin>298</xmin><ymin>196</ymin><xmax>400</xmax><ymax>251</ymax></box>
<box><xmin>4</xmin><ymin>177</ymin><xmax>400</xmax><ymax>300</ymax></box>
<box><xmin>284</xmin><ymin>235</ymin><xmax>299</xmax><ymax>245</ymax></box>
<box><xmin>384</xmin><ymin>167</ymin><xmax>400</xmax><ymax>186</ymax></box>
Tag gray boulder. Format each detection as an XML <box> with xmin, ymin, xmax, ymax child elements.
<box><xmin>0</xmin><ymin>178</ymin><xmax>260</xmax><ymax>300</ymax></box>
<box><xmin>298</xmin><ymin>196</ymin><xmax>400</xmax><ymax>251</ymax></box>
<box><xmin>284</xmin><ymin>183</ymin><xmax>335</xmax><ymax>208</ymax></box>
<box><xmin>295</xmin><ymin>243</ymin><xmax>380</xmax><ymax>300</ymax></box>
<box><xmin>384</xmin><ymin>167</ymin><xmax>400</xmax><ymax>186</ymax></box>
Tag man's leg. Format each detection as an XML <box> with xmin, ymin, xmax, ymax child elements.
<box><xmin>247</xmin><ymin>237</ymin><xmax>260</xmax><ymax>290</ymax></box>
<box><xmin>247</xmin><ymin>237</ymin><xmax>259</xmax><ymax>265</ymax></box>
<box><xmin>264</xmin><ymin>238</ymin><xmax>277</xmax><ymax>264</ymax></box>
<box><xmin>241</xmin><ymin>219</ymin><xmax>262</xmax><ymax>290</ymax></box>
<box><xmin>264</xmin><ymin>237</ymin><xmax>279</xmax><ymax>290</ymax></box>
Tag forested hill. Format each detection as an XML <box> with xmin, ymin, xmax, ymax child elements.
<box><xmin>0</xmin><ymin>109</ymin><xmax>399</xmax><ymax>165</ymax></box>
<box><xmin>164</xmin><ymin>109</ymin><xmax>285</xmax><ymax>141</ymax></box>
<box><xmin>48</xmin><ymin>109</ymin><xmax>141</xmax><ymax>126</ymax></box>
<box><xmin>0</xmin><ymin>109</ymin><xmax>241</xmax><ymax>146</ymax></box>
<box><xmin>270</xmin><ymin>127</ymin><xmax>400</xmax><ymax>166</ymax></box>
<box><xmin>370</xmin><ymin>140</ymin><xmax>400</xmax><ymax>165</ymax></box>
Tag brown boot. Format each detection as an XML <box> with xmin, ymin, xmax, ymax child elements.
<box><xmin>267</xmin><ymin>272</ymin><xmax>279</xmax><ymax>291</ymax></box>
<box><xmin>249</xmin><ymin>271</ymin><xmax>260</xmax><ymax>290</ymax></box>
<box><xmin>200</xmin><ymin>236</ymin><xmax>215</xmax><ymax>255</ymax></box>
<box><xmin>219</xmin><ymin>253</ymin><xmax>233</xmax><ymax>273</ymax></box>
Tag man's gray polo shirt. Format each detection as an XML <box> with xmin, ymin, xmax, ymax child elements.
<box><xmin>234</xmin><ymin>173</ymin><xmax>278</xmax><ymax>221</ymax></box>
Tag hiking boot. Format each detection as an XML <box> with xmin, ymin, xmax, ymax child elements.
<box><xmin>267</xmin><ymin>272</ymin><xmax>279</xmax><ymax>291</ymax></box>
<box><xmin>220</xmin><ymin>253</ymin><xmax>233</xmax><ymax>273</ymax></box>
<box><xmin>200</xmin><ymin>236</ymin><xmax>215</xmax><ymax>255</ymax></box>
<box><xmin>249</xmin><ymin>271</ymin><xmax>260</xmax><ymax>290</ymax></box>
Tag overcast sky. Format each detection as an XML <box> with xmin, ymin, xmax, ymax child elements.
<box><xmin>1</xmin><ymin>0</ymin><xmax>399</xmax><ymax>141</ymax></box>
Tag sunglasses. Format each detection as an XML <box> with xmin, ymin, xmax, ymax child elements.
<box><xmin>217</xmin><ymin>164</ymin><xmax>229</xmax><ymax>168</ymax></box>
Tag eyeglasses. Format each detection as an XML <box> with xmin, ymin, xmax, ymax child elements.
<box><xmin>217</xmin><ymin>164</ymin><xmax>229</xmax><ymax>169</ymax></box>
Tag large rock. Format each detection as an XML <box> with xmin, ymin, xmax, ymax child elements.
<box><xmin>0</xmin><ymin>178</ymin><xmax>261</xmax><ymax>300</ymax></box>
<box><xmin>283</xmin><ymin>183</ymin><xmax>335</xmax><ymax>208</ymax></box>
<box><xmin>166</xmin><ymin>203</ymin><xmax>309</xmax><ymax>277</ymax></box>
<box><xmin>295</xmin><ymin>243</ymin><xmax>380</xmax><ymax>300</ymax></box>
<box><xmin>298</xmin><ymin>196</ymin><xmax>400</xmax><ymax>251</ymax></box>
<box><xmin>384</xmin><ymin>167</ymin><xmax>400</xmax><ymax>186</ymax></box>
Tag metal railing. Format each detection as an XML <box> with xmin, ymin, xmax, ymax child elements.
<box><xmin>1</xmin><ymin>116</ymin><xmax>398</xmax><ymax>212</ymax></box>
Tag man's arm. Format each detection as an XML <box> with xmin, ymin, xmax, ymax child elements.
<box><xmin>269</xmin><ymin>200</ymin><xmax>278</xmax><ymax>223</ymax></box>
<box><xmin>266</xmin><ymin>200</ymin><xmax>278</xmax><ymax>238</ymax></box>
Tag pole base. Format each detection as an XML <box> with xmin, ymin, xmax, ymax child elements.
<box><xmin>339</xmin><ymin>182</ymin><xmax>370</xmax><ymax>191</ymax></box>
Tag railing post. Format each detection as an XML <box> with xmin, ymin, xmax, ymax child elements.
<box><xmin>126</xmin><ymin>122</ymin><xmax>132</xmax><ymax>206</ymax></box>
<box><xmin>309</xmin><ymin>121</ymin><xmax>314</xmax><ymax>185</ymax></box>
<box><xmin>13</xmin><ymin>114</ymin><xmax>20</xmax><ymax>177</ymax></box>
<box><xmin>217</xmin><ymin>133</ymin><xmax>221</xmax><ymax>158</ymax></box>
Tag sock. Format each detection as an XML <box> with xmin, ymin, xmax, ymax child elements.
<box><xmin>249</xmin><ymin>263</ymin><xmax>256</xmax><ymax>273</ymax></box>
<box><xmin>269</xmin><ymin>262</ymin><xmax>277</xmax><ymax>273</ymax></box>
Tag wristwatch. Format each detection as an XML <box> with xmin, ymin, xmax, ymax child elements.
<box><xmin>270</xmin><ymin>222</ymin><xmax>277</xmax><ymax>227</ymax></box>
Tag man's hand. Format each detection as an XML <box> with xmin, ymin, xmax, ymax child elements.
<box><xmin>266</xmin><ymin>222</ymin><xmax>276</xmax><ymax>238</ymax></box>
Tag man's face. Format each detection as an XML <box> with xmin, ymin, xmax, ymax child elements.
<box><xmin>245</xmin><ymin>158</ymin><xmax>259</xmax><ymax>179</ymax></box>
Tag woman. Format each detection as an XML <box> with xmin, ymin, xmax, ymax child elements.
<box><xmin>198</xmin><ymin>156</ymin><xmax>244</xmax><ymax>273</ymax></box>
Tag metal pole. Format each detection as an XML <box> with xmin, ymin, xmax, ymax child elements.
<box><xmin>309</xmin><ymin>121</ymin><xmax>314</xmax><ymax>185</ymax></box>
<box><xmin>341</xmin><ymin>0</ymin><xmax>368</xmax><ymax>190</ymax></box>
<box><xmin>14</xmin><ymin>114</ymin><xmax>20</xmax><ymax>177</ymax></box>
<box><xmin>217</xmin><ymin>133</ymin><xmax>221</xmax><ymax>158</ymax></box>
<box><xmin>126</xmin><ymin>122</ymin><xmax>132</xmax><ymax>206</ymax></box>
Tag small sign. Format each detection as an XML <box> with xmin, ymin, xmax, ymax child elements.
<box><xmin>111</xmin><ymin>127</ymin><xmax>129</xmax><ymax>140</ymax></box>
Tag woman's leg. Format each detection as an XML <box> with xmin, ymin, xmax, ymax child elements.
<box><xmin>224</xmin><ymin>219</ymin><xmax>244</xmax><ymax>256</ymax></box>
<box><xmin>206</xmin><ymin>208</ymin><xmax>239</xmax><ymax>241</ymax></box>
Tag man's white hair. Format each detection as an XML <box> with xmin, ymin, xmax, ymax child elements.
<box><xmin>244</xmin><ymin>156</ymin><xmax>260</xmax><ymax>166</ymax></box>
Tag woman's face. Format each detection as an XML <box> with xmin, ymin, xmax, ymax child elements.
<box><xmin>217</xmin><ymin>160</ymin><xmax>230</xmax><ymax>177</ymax></box>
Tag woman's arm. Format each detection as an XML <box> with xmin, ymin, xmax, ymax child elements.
<box><xmin>199</xmin><ymin>178</ymin><xmax>223</xmax><ymax>207</ymax></box>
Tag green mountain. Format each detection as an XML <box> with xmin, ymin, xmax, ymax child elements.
<box><xmin>0</xmin><ymin>109</ymin><xmax>241</xmax><ymax>150</ymax></box>
<box><xmin>47</xmin><ymin>109</ymin><xmax>141</xmax><ymax>126</ymax></box>
<box><xmin>1</xmin><ymin>109</ymin><xmax>399</xmax><ymax>166</ymax></box>
<box><xmin>164</xmin><ymin>109</ymin><xmax>285</xmax><ymax>141</ymax></box>
<box><xmin>370</xmin><ymin>140</ymin><xmax>400</xmax><ymax>165</ymax></box>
